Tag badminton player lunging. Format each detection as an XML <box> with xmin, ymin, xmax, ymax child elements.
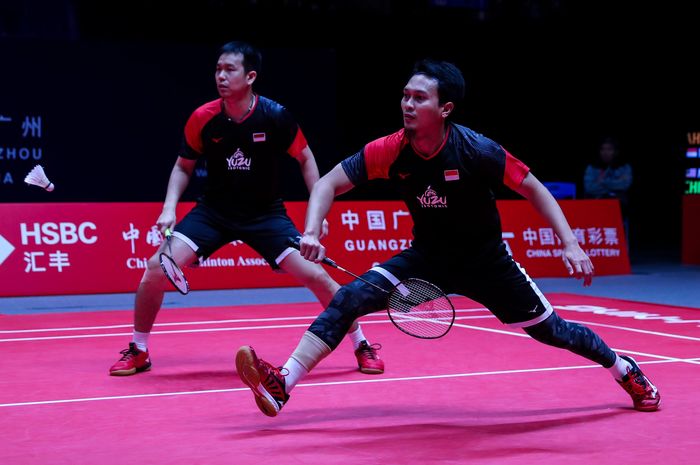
<box><xmin>109</xmin><ymin>41</ymin><xmax>384</xmax><ymax>376</ymax></box>
<box><xmin>236</xmin><ymin>59</ymin><xmax>660</xmax><ymax>416</ymax></box>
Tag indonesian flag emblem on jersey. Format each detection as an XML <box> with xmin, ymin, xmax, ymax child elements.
<box><xmin>444</xmin><ymin>169</ymin><xmax>460</xmax><ymax>181</ymax></box>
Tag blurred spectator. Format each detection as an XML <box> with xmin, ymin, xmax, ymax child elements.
<box><xmin>583</xmin><ymin>136</ymin><xmax>632</xmax><ymax>237</ymax></box>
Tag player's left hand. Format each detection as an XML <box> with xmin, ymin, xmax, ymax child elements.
<box><xmin>320</xmin><ymin>219</ymin><xmax>329</xmax><ymax>240</ymax></box>
<box><xmin>562</xmin><ymin>241</ymin><xmax>594</xmax><ymax>287</ymax></box>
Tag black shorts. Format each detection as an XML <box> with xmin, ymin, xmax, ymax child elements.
<box><xmin>173</xmin><ymin>202</ymin><xmax>300</xmax><ymax>270</ymax></box>
<box><xmin>369</xmin><ymin>245</ymin><xmax>553</xmax><ymax>328</ymax></box>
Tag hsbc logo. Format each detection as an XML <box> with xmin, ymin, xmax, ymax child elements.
<box><xmin>20</xmin><ymin>222</ymin><xmax>98</xmax><ymax>245</ymax></box>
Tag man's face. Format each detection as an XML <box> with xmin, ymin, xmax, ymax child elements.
<box><xmin>401</xmin><ymin>74</ymin><xmax>444</xmax><ymax>131</ymax></box>
<box><xmin>600</xmin><ymin>142</ymin><xmax>616</xmax><ymax>165</ymax></box>
<box><xmin>215</xmin><ymin>53</ymin><xmax>255</xmax><ymax>98</ymax></box>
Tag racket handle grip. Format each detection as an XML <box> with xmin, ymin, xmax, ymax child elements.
<box><xmin>165</xmin><ymin>227</ymin><xmax>172</xmax><ymax>238</ymax></box>
<box><xmin>286</xmin><ymin>237</ymin><xmax>338</xmax><ymax>268</ymax></box>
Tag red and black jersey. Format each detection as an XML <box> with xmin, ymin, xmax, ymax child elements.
<box><xmin>181</xmin><ymin>95</ymin><xmax>308</xmax><ymax>217</ymax></box>
<box><xmin>341</xmin><ymin>123</ymin><xmax>529</xmax><ymax>259</ymax></box>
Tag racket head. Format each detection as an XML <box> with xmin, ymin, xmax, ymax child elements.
<box><xmin>387</xmin><ymin>278</ymin><xmax>455</xmax><ymax>339</ymax></box>
<box><xmin>159</xmin><ymin>252</ymin><xmax>190</xmax><ymax>295</ymax></box>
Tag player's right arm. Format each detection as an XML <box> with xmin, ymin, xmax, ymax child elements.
<box><xmin>300</xmin><ymin>130</ymin><xmax>404</xmax><ymax>262</ymax></box>
<box><xmin>300</xmin><ymin>163</ymin><xmax>355</xmax><ymax>263</ymax></box>
<box><xmin>156</xmin><ymin>156</ymin><xmax>197</xmax><ymax>233</ymax></box>
<box><xmin>157</xmin><ymin>103</ymin><xmax>213</xmax><ymax>232</ymax></box>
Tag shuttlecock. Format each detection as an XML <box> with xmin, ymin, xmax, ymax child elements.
<box><xmin>24</xmin><ymin>164</ymin><xmax>55</xmax><ymax>192</ymax></box>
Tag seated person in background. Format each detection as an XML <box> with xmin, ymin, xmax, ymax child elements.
<box><xmin>583</xmin><ymin>137</ymin><xmax>632</xmax><ymax>205</ymax></box>
<box><xmin>583</xmin><ymin>137</ymin><xmax>632</xmax><ymax>237</ymax></box>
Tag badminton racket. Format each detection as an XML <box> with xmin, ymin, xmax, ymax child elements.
<box><xmin>160</xmin><ymin>228</ymin><xmax>190</xmax><ymax>295</ymax></box>
<box><xmin>287</xmin><ymin>237</ymin><xmax>455</xmax><ymax>339</ymax></box>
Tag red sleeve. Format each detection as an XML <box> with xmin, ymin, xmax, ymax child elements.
<box><xmin>287</xmin><ymin>127</ymin><xmax>308</xmax><ymax>160</ymax></box>
<box><xmin>184</xmin><ymin>114</ymin><xmax>204</xmax><ymax>155</ymax></box>
<box><xmin>364</xmin><ymin>129</ymin><xmax>407</xmax><ymax>180</ymax></box>
<box><xmin>503</xmin><ymin>149</ymin><xmax>530</xmax><ymax>190</ymax></box>
<box><xmin>183</xmin><ymin>100</ymin><xmax>221</xmax><ymax>157</ymax></box>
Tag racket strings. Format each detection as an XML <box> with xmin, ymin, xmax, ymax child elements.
<box><xmin>160</xmin><ymin>253</ymin><xmax>189</xmax><ymax>294</ymax></box>
<box><xmin>388</xmin><ymin>279</ymin><xmax>454</xmax><ymax>339</ymax></box>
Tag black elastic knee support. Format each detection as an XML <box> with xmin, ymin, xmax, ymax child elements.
<box><xmin>524</xmin><ymin>312</ymin><xmax>616</xmax><ymax>367</ymax></box>
<box><xmin>308</xmin><ymin>274</ymin><xmax>389</xmax><ymax>350</ymax></box>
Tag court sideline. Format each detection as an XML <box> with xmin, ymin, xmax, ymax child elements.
<box><xmin>2</xmin><ymin>259</ymin><xmax>699</xmax><ymax>315</ymax></box>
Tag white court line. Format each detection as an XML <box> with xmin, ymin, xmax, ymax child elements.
<box><xmin>3</xmin><ymin>310</ymin><xmax>699</xmax><ymax>354</ymax></box>
<box><xmin>0</xmin><ymin>307</ymin><xmax>492</xmax><ymax>334</ymax></box>
<box><xmin>455</xmin><ymin>318</ymin><xmax>700</xmax><ymax>343</ymax></box>
<box><xmin>453</xmin><ymin>322</ymin><xmax>529</xmax><ymax>338</ymax></box>
<box><xmin>0</xmin><ymin>357</ymin><xmax>692</xmax><ymax>409</ymax></box>
<box><xmin>0</xmin><ymin>314</ymin><xmax>493</xmax><ymax>343</ymax></box>
<box><xmin>567</xmin><ymin>319</ymin><xmax>700</xmax><ymax>342</ymax></box>
<box><xmin>0</xmin><ymin>315</ymin><xmax>323</xmax><ymax>334</ymax></box>
<box><xmin>453</xmin><ymin>318</ymin><xmax>700</xmax><ymax>347</ymax></box>
<box><xmin>0</xmin><ymin>323</ymin><xmax>312</xmax><ymax>342</ymax></box>
<box><xmin>612</xmin><ymin>349</ymin><xmax>700</xmax><ymax>365</ymax></box>
<box><xmin>3</xmin><ymin>307</ymin><xmax>696</xmax><ymax>365</ymax></box>
<box><xmin>451</xmin><ymin>322</ymin><xmax>700</xmax><ymax>365</ymax></box>
<box><xmin>5</xmin><ymin>305</ymin><xmax>697</xmax><ymax>344</ymax></box>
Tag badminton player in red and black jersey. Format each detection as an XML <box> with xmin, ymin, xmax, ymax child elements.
<box><xmin>236</xmin><ymin>59</ymin><xmax>660</xmax><ymax>416</ymax></box>
<box><xmin>109</xmin><ymin>41</ymin><xmax>384</xmax><ymax>376</ymax></box>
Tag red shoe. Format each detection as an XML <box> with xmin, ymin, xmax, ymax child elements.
<box><xmin>109</xmin><ymin>342</ymin><xmax>151</xmax><ymax>376</ymax></box>
<box><xmin>355</xmin><ymin>341</ymin><xmax>384</xmax><ymax>375</ymax></box>
<box><xmin>617</xmin><ymin>355</ymin><xmax>660</xmax><ymax>412</ymax></box>
<box><xmin>236</xmin><ymin>345</ymin><xmax>289</xmax><ymax>417</ymax></box>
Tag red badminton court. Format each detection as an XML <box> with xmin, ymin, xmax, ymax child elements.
<box><xmin>1</xmin><ymin>293</ymin><xmax>698</xmax><ymax>465</ymax></box>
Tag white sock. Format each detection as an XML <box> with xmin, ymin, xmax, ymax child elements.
<box><xmin>132</xmin><ymin>331</ymin><xmax>150</xmax><ymax>352</ymax></box>
<box><xmin>608</xmin><ymin>353</ymin><xmax>633</xmax><ymax>380</ymax></box>
<box><xmin>348</xmin><ymin>326</ymin><xmax>368</xmax><ymax>350</ymax></box>
<box><xmin>282</xmin><ymin>357</ymin><xmax>308</xmax><ymax>393</ymax></box>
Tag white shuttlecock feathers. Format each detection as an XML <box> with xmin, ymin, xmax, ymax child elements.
<box><xmin>24</xmin><ymin>164</ymin><xmax>55</xmax><ymax>192</ymax></box>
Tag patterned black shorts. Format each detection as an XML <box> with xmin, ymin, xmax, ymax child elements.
<box><xmin>174</xmin><ymin>202</ymin><xmax>300</xmax><ymax>270</ymax></box>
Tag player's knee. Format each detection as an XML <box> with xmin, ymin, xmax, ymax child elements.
<box><xmin>523</xmin><ymin>313</ymin><xmax>569</xmax><ymax>349</ymax></box>
<box><xmin>308</xmin><ymin>280</ymin><xmax>384</xmax><ymax>349</ymax></box>
<box><xmin>335</xmin><ymin>278</ymin><xmax>386</xmax><ymax>316</ymax></box>
<box><xmin>308</xmin><ymin>288</ymin><xmax>360</xmax><ymax>349</ymax></box>
<box><xmin>300</xmin><ymin>266</ymin><xmax>333</xmax><ymax>289</ymax></box>
<box><xmin>146</xmin><ymin>253</ymin><xmax>163</xmax><ymax>271</ymax></box>
<box><xmin>140</xmin><ymin>265</ymin><xmax>166</xmax><ymax>285</ymax></box>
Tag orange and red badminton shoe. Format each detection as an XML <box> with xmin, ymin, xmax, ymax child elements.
<box><xmin>355</xmin><ymin>341</ymin><xmax>385</xmax><ymax>375</ymax></box>
<box><xmin>617</xmin><ymin>355</ymin><xmax>661</xmax><ymax>412</ymax></box>
<box><xmin>109</xmin><ymin>343</ymin><xmax>152</xmax><ymax>376</ymax></box>
<box><xmin>236</xmin><ymin>345</ymin><xmax>289</xmax><ymax>417</ymax></box>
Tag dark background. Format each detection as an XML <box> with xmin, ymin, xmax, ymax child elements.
<box><xmin>1</xmin><ymin>0</ymin><xmax>698</xmax><ymax>261</ymax></box>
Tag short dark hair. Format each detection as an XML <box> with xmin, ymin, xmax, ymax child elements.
<box><xmin>412</xmin><ymin>59</ymin><xmax>466</xmax><ymax>106</ymax></box>
<box><xmin>218</xmin><ymin>41</ymin><xmax>262</xmax><ymax>74</ymax></box>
